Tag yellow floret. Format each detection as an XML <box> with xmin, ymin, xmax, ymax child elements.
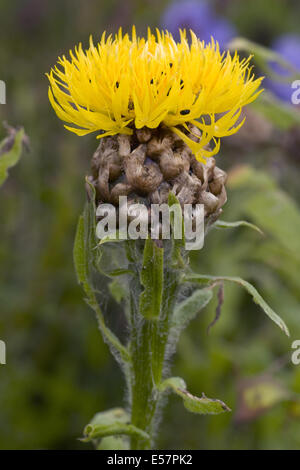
<box><xmin>47</xmin><ymin>27</ymin><xmax>263</xmax><ymax>162</ymax></box>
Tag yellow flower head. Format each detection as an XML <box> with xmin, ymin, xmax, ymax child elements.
<box><xmin>47</xmin><ymin>28</ymin><xmax>263</xmax><ymax>162</ymax></box>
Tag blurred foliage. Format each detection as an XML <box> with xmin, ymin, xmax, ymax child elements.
<box><xmin>0</xmin><ymin>126</ymin><xmax>27</xmax><ymax>187</ymax></box>
<box><xmin>0</xmin><ymin>0</ymin><xmax>300</xmax><ymax>449</ymax></box>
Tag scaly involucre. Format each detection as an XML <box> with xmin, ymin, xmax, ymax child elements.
<box><xmin>47</xmin><ymin>28</ymin><xmax>263</xmax><ymax>162</ymax></box>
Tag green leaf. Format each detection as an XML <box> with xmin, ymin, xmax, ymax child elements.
<box><xmin>109</xmin><ymin>278</ymin><xmax>127</xmax><ymax>303</ymax></box>
<box><xmin>73</xmin><ymin>184</ymin><xmax>130</xmax><ymax>362</ymax></box>
<box><xmin>160</xmin><ymin>377</ymin><xmax>231</xmax><ymax>415</ymax></box>
<box><xmin>73</xmin><ymin>215</ymin><xmax>90</xmax><ymax>292</ymax></box>
<box><xmin>98</xmin><ymin>229</ymin><xmax>128</xmax><ymax>245</ymax></box>
<box><xmin>97</xmin><ymin>436</ymin><xmax>129</xmax><ymax>450</ymax></box>
<box><xmin>86</xmin><ymin>407</ymin><xmax>129</xmax><ymax>429</ymax></box>
<box><xmin>252</xmin><ymin>92</ymin><xmax>300</xmax><ymax>130</ymax></box>
<box><xmin>184</xmin><ymin>273</ymin><xmax>289</xmax><ymax>336</ymax></box>
<box><xmin>82</xmin><ymin>408</ymin><xmax>150</xmax><ymax>443</ymax></box>
<box><xmin>247</xmin><ymin>194</ymin><xmax>300</xmax><ymax>265</ymax></box>
<box><xmin>73</xmin><ymin>211</ymin><xmax>96</xmax><ymax>302</ymax></box>
<box><xmin>228</xmin><ymin>37</ymin><xmax>300</xmax><ymax>82</ymax></box>
<box><xmin>172</xmin><ymin>288</ymin><xmax>213</xmax><ymax>328</ymax></box>
<box><xmin>214</xmin><ymin>219</ymin><xmax>264</xmax><ymax>236</ymax></box>
<box><xmin>106</xmin><ymin>268</ymin><xmax>133</xmax><ymax>277</ymax></box>
<box><xmin>139</xmin><ymin>238</ymin><xmax>164</xmax><ymax>319</ymax></box>
<box><xmin>0</xmin><ymin>127</ymin><xmax>25</xmax><ymax>186</ymax></box>
<box><xmin>83</xmin><ymin>423</ymin><xmax>149</xmax><ymax>442</ymax></box>
<box><xmin>229</xmin><ymin>166</ymin><xmax>300</xmax><ymax>264</ymax></box>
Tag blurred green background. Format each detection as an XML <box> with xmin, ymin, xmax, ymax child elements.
<box><xmin>1</xmin><ymin>0</ymin><xmax>300</xmax><ymax>449</ymax></box>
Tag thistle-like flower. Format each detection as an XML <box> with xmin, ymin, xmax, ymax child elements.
<box><xmin>47</xmin><ymin>29</ymin><xmax>290</xmax><ymax>452</ymax></box>
<box><xmin>47</xmin><ymin>28</ymin><xmax>262</xmax><ymax>162</ymax></box>
<box><xmin>47</xmin><ymin>28</ymin><xmax>262</xmax><ymax>221</ymax></box>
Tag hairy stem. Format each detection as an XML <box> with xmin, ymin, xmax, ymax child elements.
<box><xmin>128</xmin><ymin>241</ymin><xmax>181</xmax><ymax>450</ymax></box>
<box><xmin>130</xmin><ymin>319</ymin><xmax>158</xmax><ymax>449</ymax></box>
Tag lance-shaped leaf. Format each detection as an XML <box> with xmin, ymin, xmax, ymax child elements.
<box><xmin>98</xmin><ymin>229</ymin><xmax>129</xmax><ymax>245</ymax></box>
<box><xmin>82</xmin><ymin>408</ymin><xmax>150</xmax><ymax>443</ymax></box>
<box><xmin>73</xmin><ymin>182</ymin><xmax>130</xmax><ymax>361</ymax></box>
<box><xmin>160</xmin><ymin>377</ymin><xmax>230</xmax><ymax>415</ymax></box>
<box><xmin>172</xmin><ymin>288</ymin><xmax>213</xmax><ymax>329</ymax></box>
<box><xmin>0</xmin><ymin>127</ymin><xmax>27</xmax><ymax>186</ymax></box>
<box><xmin>139</xmin><ymin>238</ymin><xmax>163</xmax><ymax>319</ymax></box>
<box><xmin>184</xmin><ymin>273</ymin><xmax>289</xmax><ymax>336</ymax></box>
<box><xmin>214</xmin><ymin>219</ymin><xmax>264</xmax><ymax>236</ymax></box>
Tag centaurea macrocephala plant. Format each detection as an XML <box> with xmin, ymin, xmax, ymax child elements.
<box><xmin>47</xmin><ymin>28</ymin><xmax>289</xmax><ymax>450</ymax></box>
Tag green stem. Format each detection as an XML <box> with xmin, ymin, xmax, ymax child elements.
<box><xmin>130</xmin><ymin>319</ymin><xmax>158</xmax><ymax>449</ymax></box>
<box><xmin>151</xmin><ymin>266</ymin><xmax>179</xmax><ymax>386</ymax></box>
<box><xmin>128</xmin><ymin>241</ymin><xmax>181</xmax><ymax>450</ymax></box>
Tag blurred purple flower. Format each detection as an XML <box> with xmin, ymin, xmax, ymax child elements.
<box><xmin>161</xmin><ymin>0</ymin><xmax>236</xmax><ymax>47</ymax></box>
<box><xmin>266</xmin><ymin>34</ymin><xmax>300</xmax><ymax>102</ymax></box>
<box><xmin>18</xmin><ymin>0</ymin><xmax>48</xmax><ymax>33</ymax></box>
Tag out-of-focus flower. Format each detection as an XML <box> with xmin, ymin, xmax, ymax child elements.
<box><xmin>235</xmin><ymin>375</ymin><xmax>291</xmax><ymax>424</ymax></box>
<box><xmin>161</xmin><ymin>0</ymin><xmax>236</xmax><ymax>47</ymax></box>
<box><xmin>266</xmin><ymin>34</ymin><xmax>300</xmax><ymax>102</ymax></box>
<box><xmin>47</xmin><ymin>28</ymin><xmax>262</xmax><ymax>162</ymax></box>
<box><xmin>18</xmin><ymin>0</ymin><xmax>48</xmax><ymax>33</ymax></box>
